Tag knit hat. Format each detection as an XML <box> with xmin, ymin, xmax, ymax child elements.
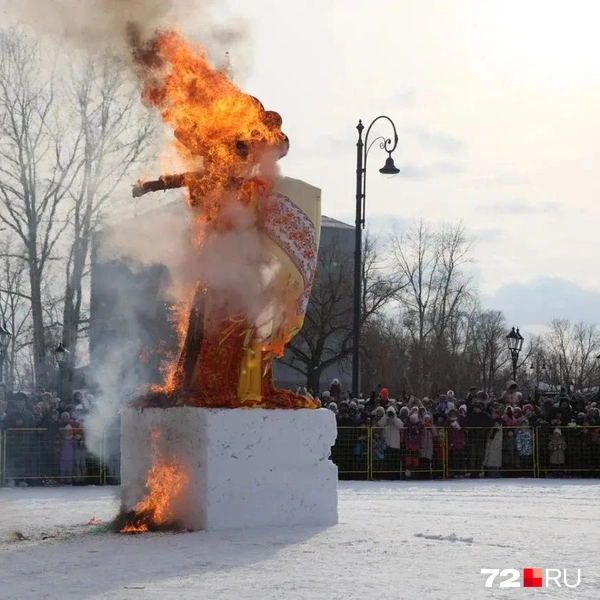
<box><xmin>423</xmin><ymin>412</ymin><xmax>433</xmax><ymax>421</ymax></box>
<box><xmin>380</xmin><ymin>388</ymin><xmax>389</xmax><ymax>401</ymax></box>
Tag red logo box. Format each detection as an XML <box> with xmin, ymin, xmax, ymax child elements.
<box><xmin>523</xmin><ymin>568</ymin><xmax>543</xmax><ymax>588</ymax></box>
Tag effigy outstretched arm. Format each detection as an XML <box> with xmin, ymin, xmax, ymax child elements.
<box><xmin>131</xmin><ymin>172</ymin><xmax>201</xmax><ymax>198</ymax></box>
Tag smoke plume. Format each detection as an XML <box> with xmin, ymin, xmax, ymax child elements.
<box><xmin>6</xmin><ymin>0</ymin><xmax>251</xmax><ymax>78</ymax></box>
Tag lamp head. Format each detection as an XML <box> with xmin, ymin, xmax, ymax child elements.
<box><xmin>506</xmin><ymin>327</ymin><xmax>519</xmax><ymax>351</ymax></box>
<box><xmin>379</xmin><ymin>155</ymin><xmax>400</xmax><ymax>176</ymax></box>
<box><xmin>54</xmin><ymin>342</ymin><xmax>69</xmax><ymax>364</ymax></box>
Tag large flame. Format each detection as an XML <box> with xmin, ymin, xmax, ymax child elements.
<box><xmin>130</xmin><ymin>28</ymin><xmax>287</xmax><ymax>221</ymax></box>
<box><xmin>121</xmin><ymin>430</ymin><xmax>188</xmax><ymax>534</ymax></box>
<box><xmin>128</xmin><ymin>27</ymin><xmax>317</xmax><ymax>409</ymax></box>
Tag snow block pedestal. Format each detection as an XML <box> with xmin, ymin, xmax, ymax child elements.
<box><xmin>120</xmin><ymin>407</ymin><xmax>338</xmax><ymax>530</ymax></box>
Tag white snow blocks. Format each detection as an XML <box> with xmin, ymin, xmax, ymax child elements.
<box><xmin>120</xmin><ymin>407</ymin><xmax>339</xmax><ymax>530</ymax></box>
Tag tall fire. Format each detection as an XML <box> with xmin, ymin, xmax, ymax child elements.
<box><xmin>126</xmin><ymin>25</ymin><xmax>320</xmax><ymax>412</ymax></box>
<box><xmin>118</xmin><ymin>25</ymin><xmax>321</xmax><ymax>533</ymax></box>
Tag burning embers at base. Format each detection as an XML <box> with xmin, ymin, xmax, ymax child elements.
<box><xmin>116</xmin><ymin>431</ymin><xmax>188</xmax><ymax>534</ymax></box>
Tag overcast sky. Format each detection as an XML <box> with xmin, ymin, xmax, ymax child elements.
<box><xmin>3</xmin><ymin>0</ymin><xmax>599</xmax><ymax>332</ymax></box>
<box><xmin>225</xmin><ymin>0</ymin><xmax>600</xmax><ymax>331</ymax></box>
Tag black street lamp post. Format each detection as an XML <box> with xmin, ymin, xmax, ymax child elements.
<box><xmin>55</xmin><ymin>343</ymin><xmax>71</xmax><ymax>401</ymax></box>
<box><xmin>0</xmin><ymin>320</ymin><xmax>11</xmax><ymax>382</ymax></box>
<box><xmin>352</xmin><ymin>117</ymin><xmax>400</xmax><ymax>396</ymax></box>
<box><xmin>506</xmin><ymin>327</ymin><xmax>524</xmax><ymax>382</ymax></box>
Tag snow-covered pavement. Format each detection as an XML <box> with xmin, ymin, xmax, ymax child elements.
<box><xmin>1</xmin><ymin>480</ymin><xmax>599</xmax><ymax>599</ymax></box>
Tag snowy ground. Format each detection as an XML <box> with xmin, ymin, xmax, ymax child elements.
<box><xmin>1</xmin><ymin>481</ymin><xmax>599</xmax><ymax>600</ymax></box>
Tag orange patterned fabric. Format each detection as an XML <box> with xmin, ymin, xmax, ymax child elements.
<box><xmin>139</xmin><ymin>184</ymin><xmax>319</xmax><ymax>410</ymax></box>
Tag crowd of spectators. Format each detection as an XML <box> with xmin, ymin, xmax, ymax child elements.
<box><xmin>3</xmin><ymin>378</ymin><xmax>600</xmax><ymax>486</ymax></box>
<box><xmin>0</xmin><ymin>384</ymin><xmax>98</xmax><ymax>486</ymax></box>
<box><xmin>300</xmin><ymin>379</ymin><xmax>600</xmax><ymax>479</ymax></box>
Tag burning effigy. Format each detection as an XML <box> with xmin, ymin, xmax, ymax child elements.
<box><xmin>117</xmin><ymin>26</ymin><xmax>338</xmax><ymax>533</ymax></box>
<box><xmin>127</xmin><ymin>27</ymin><xmax>320</xmax><ymax>410</ymax></box>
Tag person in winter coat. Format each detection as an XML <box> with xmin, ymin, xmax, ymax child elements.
<box><xmin>483</xmin><ymin>421</ymin><xmax>503</xmax><ymax>477</ymax></box>
<box><xmin>503</xmin><ymin>420</ymin><xmax>519</xmax><ymax>471</ymax></box>
<box><xmin>466</xmin><ymin>402</ymin><xmax>492</xmax><ymax>476</ymax></box>
<box><xmin>404</xmin><ymin>412</ymin><xmax>424</xmax><ymax>475</ymax></box>
<box><xmin>60</xmin><ymin>424</ymin><xmax>76</xmax><ymax>482</ymax></box>
<box><xmin>558</xmin><ymin>399</ymin><xmax>573</xmax><ymax>426</ymax></box>
<box><xmin>516</xmin><ymin>417</ymin><xmax>533</xmax><ymax>475</ymax></box>
<box><xmin>465</xmin><ymin>386</ymin><xmax>479</xmax><ymax>406</ymax></box>
<box><xmin>329</xmin><ymin>379</ymin><xmax>342</xmax><ymax>402</ymax></box>
<box><xmin>549</xmin><ymin>428</ymin><xmax>567</xmax><ymax>476</ymax></box>
<box><xmin>447</xmin><ymin>409</ymin><xmax>467</xmax><ymax>476</ymax></box>
<box><xmin>371</xmin><ymin>406</ymin><xmax>387</xmax><ymax>464</ymax></box>
<box><xmin>420</xmin><ymin>413</ymin><xmax>438</xmax><ymax>477</ymax></box>
<box><xmin>501</xmin><ymin>381</ymin><xmax>522</xmax><ymax>407</ymax></box>
<box><xmin>435</xmin><ymin>394</ymin><xmax>448</xmax><ymax>416</ymax></box>
<box><xmin>377</xmin><ymin>405</ymin><xmax>404</xmax><ymax>475</ymax></box>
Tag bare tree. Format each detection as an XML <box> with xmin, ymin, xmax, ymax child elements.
<box><xmin>0</xmin><ymin>29</ymin><xmax>81</xmax><ymax>387</ymax></box>
<box><xmin>543</xmin><ymin>319</ymin><xmax>600</xmax><ymax>390</ymax></box>
<box><xmin>0</xmin><ymin>239</ymin><xmax>32</xmax><ymax>387</ymax></box>
<box><xmin>390</xmin><ymin>220</ymin><xmax>473</xmax><ymax>394</ymax></box>
<box><xmin>61</xmin><ymin>54</ymin><xmax>153</xmax><ymax>372</ymax></box>
<box><xmin>469</xmin><ymin>309</ymin><xmax>508</xmax><ymax>392</ymax></box>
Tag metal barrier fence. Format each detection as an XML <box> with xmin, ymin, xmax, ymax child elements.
<box><xmin>0</xmin><ymin>428</ymin><xmax>109</xmax><ymax>486</ymax></box>
<box><xmin>334</xmin><ymin>426</ymin><xmax>600</xmax><ymax>480</ymax></box>
<box><xmin>1</xmin><ymin>425</ymin><xmax>600</xmax><ymax>485</ymax></box>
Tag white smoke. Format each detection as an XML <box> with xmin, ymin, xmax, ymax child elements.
<box><xmin>3</xmin><ymin>0</ymin><xmax>252</xmax><ymax>81</ymax></box>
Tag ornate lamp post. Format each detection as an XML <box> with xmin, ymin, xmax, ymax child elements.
<box><xmin>506</xmin><ymin>327</ymin><xmax>524</xmax><ymax>382</ymax></box>
<box><xmin>55</xmin><ymin>342</ymin><xmax>70</xmax><ymax>400</ymax></box>
<box><xmin>352</xmin><ymin>116</ymin><xmax>400</xmax><ymax>396</ymax></box>
<box><xmin>0</xmin><ymin>320</ymin><xmax>11</xmax><ymax>382</ymax></box>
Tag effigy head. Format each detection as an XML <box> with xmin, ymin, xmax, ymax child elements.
<box><xmin>232</xmin><ymin>97</ymin><xmax>289</xmax><ymax>162</ymax></box>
